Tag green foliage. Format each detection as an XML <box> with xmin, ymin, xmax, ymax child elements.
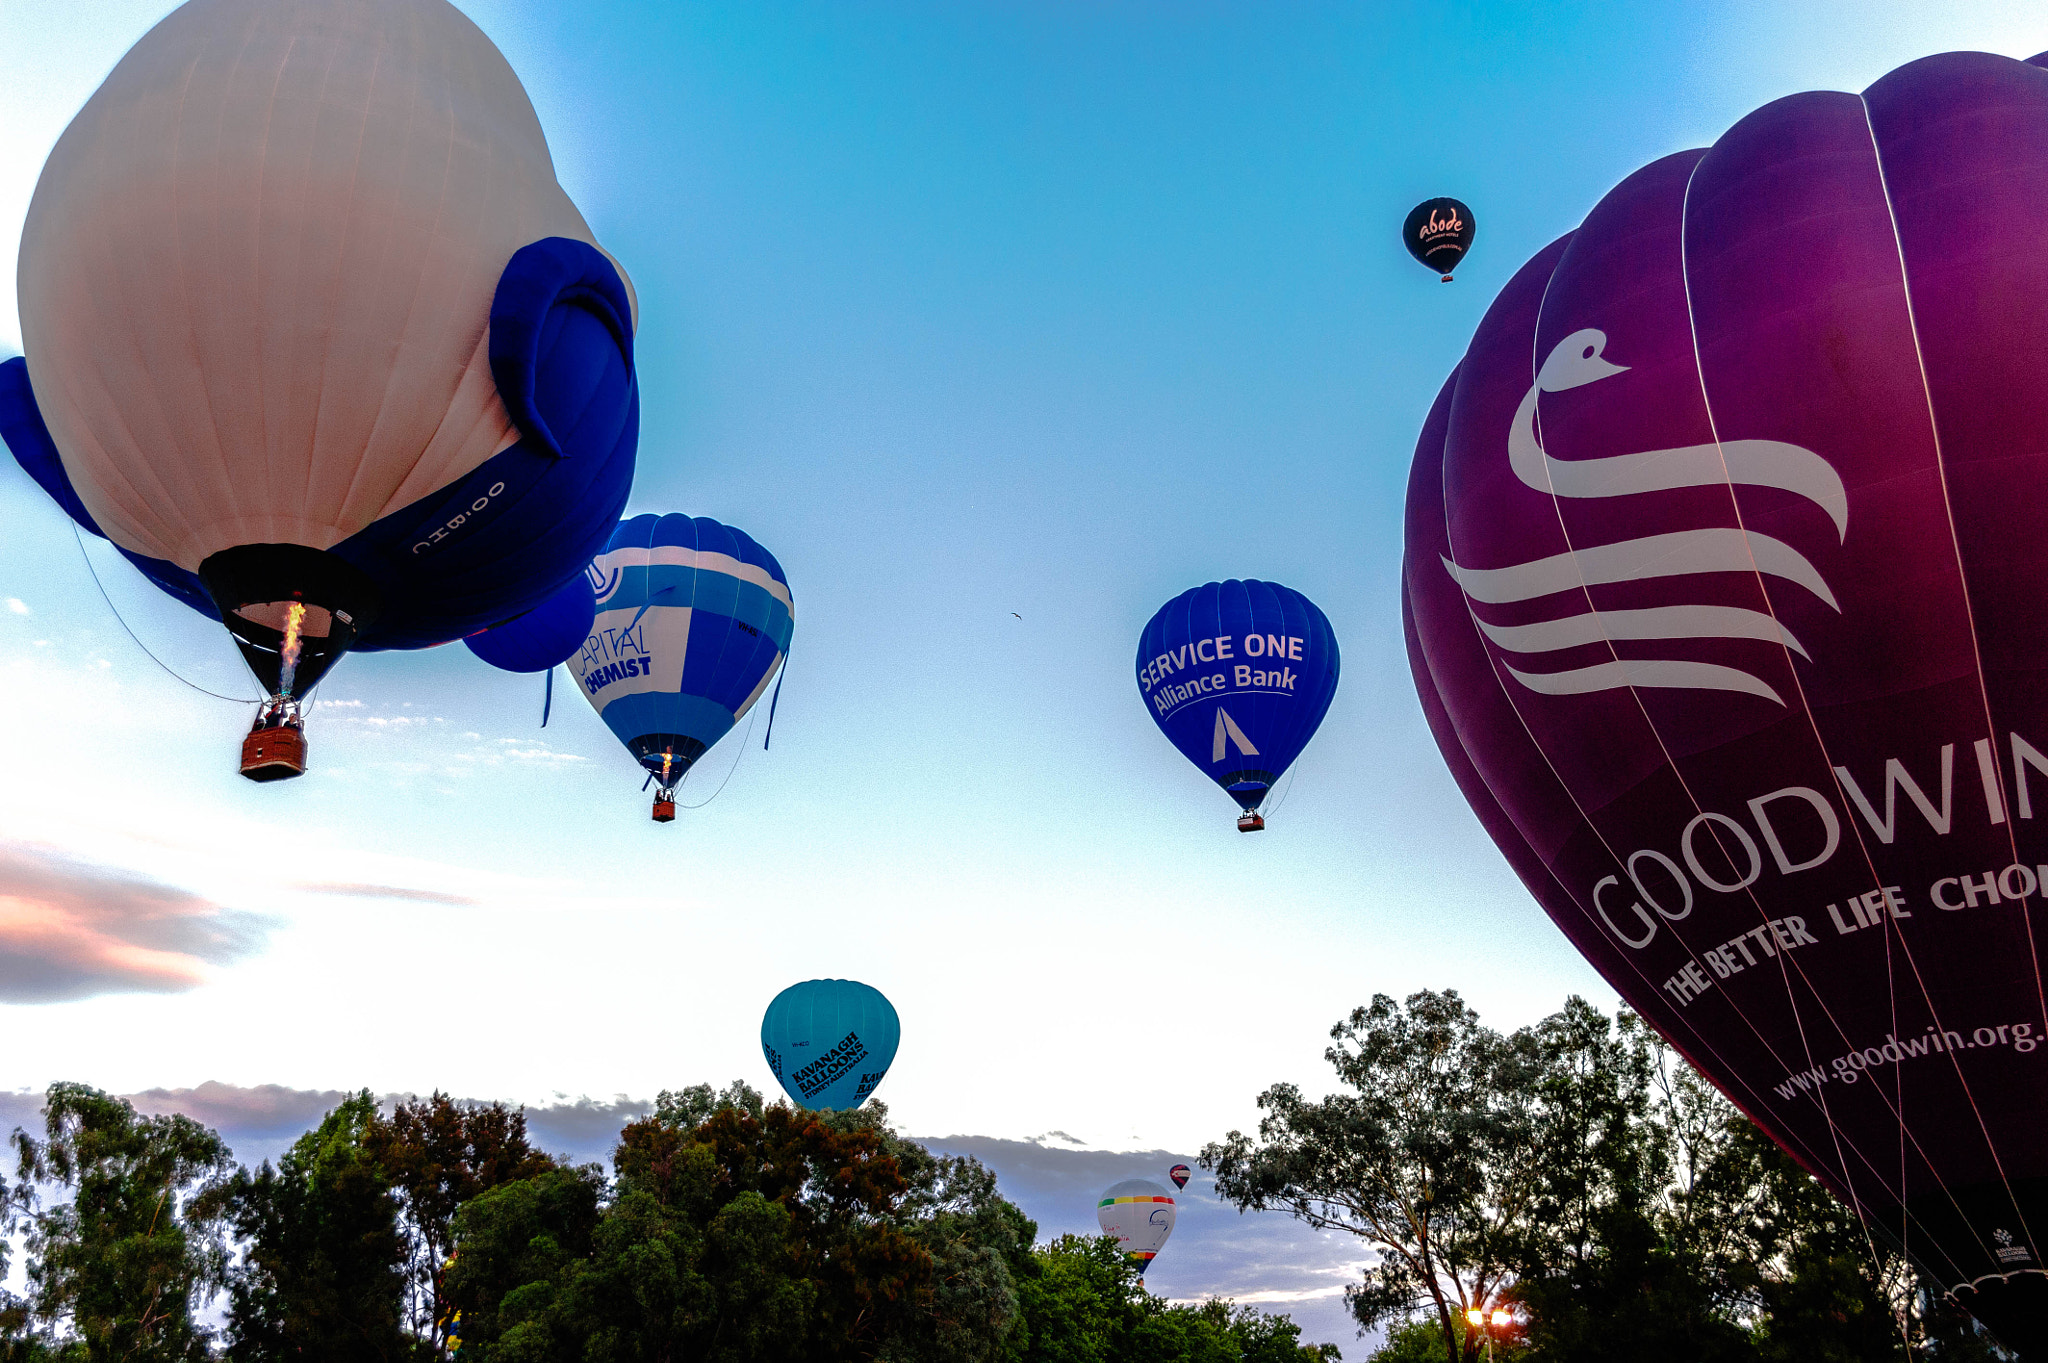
<box><xmin>1014</xmin><ymin>1234</ymin><xmax>1340</xmax><ymax>1363</ymax></box>
<box><xmin>435</xmin><ymin>1088</ymin><xmax>1335</xmax><ymax>1363</ymax></box>
<box><xmin>200</xmin><ymin>1091</ymin><xmax>421</xmax><ymax>1361</ymax></box>
<box><xmin>1211</xmin><ymin>992</ymin><xmax>2015</xmax><ymax>1363</ymax></box>
<box><xmin>361</xmin><ymin>1091</ymin><xmax>557</xmax><ymax>1351</ymax></box>
<box><xmin>4</xmin><ymin>1082</ymin><xmax>235</xmax><ymax>1362</ymax></box>
<box><xmin>1201</xmin><ymin>989</ymin><xmax>1531</xmax><ymax>1363</ymax></box>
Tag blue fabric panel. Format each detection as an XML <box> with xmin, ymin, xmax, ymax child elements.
<box><xmin>1</xmin><ymin>356</ymin><xmax>104</xmax><ymax>536</ymax></box>
<box><xmin>679</xmin><ymin>611</ymin><xmax>782</xmax><ymax>712</ymax></box>
<box><xmin>595</xmin><ymin>688</ymin><xmax>735</xmax><ymax>754</ymax></box>
<box><xmin>488</xmin><ymin>237</ymin><xmax>635</xmax><ymax>457</ymax></box>
<box><xmin>464</xmin><ymin>569</ymin><xmax>597</xmax><ymax>672</ymax></box>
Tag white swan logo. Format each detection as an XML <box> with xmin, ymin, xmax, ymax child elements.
<box><xmin>1442</xmin><ymin>329</ymin><xmax>1847</xmax><ymax>706</ymax></box>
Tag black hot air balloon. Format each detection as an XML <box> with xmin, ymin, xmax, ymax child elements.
<box><xmin>1403</xmin><ymin>197</ymin><xmax>1474</xmax><ymax>281</ymax></box>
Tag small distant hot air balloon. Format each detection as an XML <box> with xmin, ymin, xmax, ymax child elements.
<box><xmin>1167</xmin><ymin>1163</ymin><xmax>1191</xmax><ymax>1190</ymax></box>
<box><xmin>1097</xmin><ymin>1179</ymin><xmax>1176</xmax><ymax>1272</ymax></box>
<box><xmin>1404</xmin><ymin>197</ymin><xmax>1475</xmax><ymax>281</ymax></box>
<box><xmin>1137</xmin><ymin>580</ymin><xmax>1339</xmax><ymax>831</ymax></box>
<box><xmin>571</xmin><ymin>514</ymin><xmax>793</xmax><ymax>822</ymax></box>
<box><xmin>0</xmin><ymin>0</ymin><xmax>639</xmax><ymax>782</ymax></box>
<box><xmin>760</xmin><ymin>979</ymin><xmax>899</xmax><ymax>1111</ymax></box>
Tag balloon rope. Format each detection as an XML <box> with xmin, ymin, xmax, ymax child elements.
<box><xmin>541</xmin><ymin>668</ymin><xmax>553</xmax><ymax>727</ymax></box>
<box><xmin>1263</xmin><ymin>759</ymin><xmax>1301</xmax><ymax>817</ymax></box>
<box><xmin>678</xmin><ymin>703</ymin><xmax>760</xmax><ymax>809</ymax></box>
<box><xmin>762</xmin><ymin>649</ymin><xmax>788</xmax><ymax>750</ymax></box>
<box><xmin>72</xmin><ymin>522</ymin><xmax>256</xmax><ymax>703</ymax></box>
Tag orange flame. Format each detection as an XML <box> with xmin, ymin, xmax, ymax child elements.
<box><xmin>660</xmin><ymin>748</ymin><xmax>674</xmax><ymax>784</ymax></box>
<box><xmin>278</xmin><ymin>601</ymin><xmax>308</xmax><ymax>696</ymax></box>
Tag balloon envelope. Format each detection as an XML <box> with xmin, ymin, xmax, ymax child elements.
<box><xmin>1168</xmin><ymin>1163</ymin><xmax>1191</xmax><ymax>1190</ymax></box>
<box><xmin>465</xmin><ymin>572</ymin><xmax>597</xmax><ymax>673</ymax></box>
<box><xmin>1137</xmin><ymin>580</ymin><xmax>1339</xmax><ymax>815</ymax></box>
<box><xmin>1404</xmin><ymin>50</ymin><xmax>2048</xmax><ymax>1354</ymax></box>
<box><xmin>1097</xmin><ymin>1179</ymin><xmax>1176</xmax><ymax>1272</ymax></box>
<box><xmin>572</xmin><ymin>514</ymin><xmax>793</xmax><ymax>789</ymax></box>
<box><xmin>3</xmin><ymin>0</ymin><xmax>638</xmax><ymax>698</ymax></box>
<box><xmin>760</xmin><ymin>979</ymin><xmax>899</xmax><ymax>1111</ymax></box>
<box><xmin>1403</xmin><ymin>197</ymin><xmax>1474</xmax><ymax>279</ymax></box>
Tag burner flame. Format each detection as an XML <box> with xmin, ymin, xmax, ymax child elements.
<box><xmin>278</xmin><ymin>601</ymin><xmax>308</xmax><ymax>696</ymax></box>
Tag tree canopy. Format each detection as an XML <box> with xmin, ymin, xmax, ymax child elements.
<box><xmin>1204</xmin><ymin>991</ymin><xmax>2016</xmax><ymax>1363</ymax></box>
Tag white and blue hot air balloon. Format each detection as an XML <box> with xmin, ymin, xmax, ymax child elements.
<box><xmin>564</xmin><ymin>514</ymin><xmax>793</xmax><ymax>822</ymax></box>
<box><xmin>1097</xmin><ymin>1179</ymin><xmax>1177</xmax><ymax>1273</ymax></box>
<box><xmin>0</xmin><ymin>0</ymin><xmax>639</xmax><ymax>780</ymax></box>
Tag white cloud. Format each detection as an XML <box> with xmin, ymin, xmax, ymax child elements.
<box><xmin>5</xmin><ymin>598</ymin><xmax>28</xmax><ymax>615</ymax></box>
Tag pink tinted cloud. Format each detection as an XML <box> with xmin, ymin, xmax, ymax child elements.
<box><xmin>0</xmin><ymin>842</ymin><xmax>273</xmax><ymax>1002</ymax></box>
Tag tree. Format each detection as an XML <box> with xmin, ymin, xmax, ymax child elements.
<box><xmin>200</xmin><ymin>1091</ymin><xmax>420</xmax><ymax>1361</ymax></box>
<box><xmin>444</xmin><ymin>1086</ymin><xmax>934</xmax><ymax>1361</ymax></box>
<box><xmin>1014</xmin><ymin>1233</ymin><xmax>1340</xmax><ymax>1363</ymax></box>
<box><xmin>361</xmin><ymin>1092</ymin><xmax>556</xmax><ymax>1351</ymax></box>
<box><xmin>1202</xmin><ymin>990</ymin><xmax>1535</xmax><ymax>1363</ymax></box>
<box><xmin>5</xmin><ymin>1082</ymin><xmax>234</xmax><ymax>1361</ymax></box>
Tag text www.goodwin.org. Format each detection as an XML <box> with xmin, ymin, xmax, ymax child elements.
<box><xmin>1775</xmin><ymin>1022</ymin><xmax>2040</xmax><ymax>1100</ymax></box>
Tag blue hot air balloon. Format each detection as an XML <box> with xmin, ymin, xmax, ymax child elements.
<box><xmin>465</xmin><ymin>571</ymin><xmax>597</xmax><ymax>673</ymax></box>
<box><xmin>0</xmin><ymin>0</ymin><xmax>639</xmax><ymax>781</ymax></box>
<box><xmin>1136</xmin><ymin>580</ymin><xmax>1339</xmax><ymax>831</ymax></box>
<box><xmin>760</xmin><ymin>979</ymin><xmax>900</xmax><ymax>1111</ymax></box>
<box><xmin>570</xmin><ymin>514</ymin><xmax>793</xmax><ymax>821</ymax></box>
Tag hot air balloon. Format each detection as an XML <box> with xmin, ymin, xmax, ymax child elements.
<box><xmin>760</xmin><ymin>979</ymin><xmax>899</xmax><ymax>1111</ymax></box>
<box><xmin>1404</xmin><ymin>197</ymin><xmax>1475</xmax><ymax>281</ymax></box>
<box><xmin>1137</xmin><ymin>580</ymin><xmax>1339</xmax><ymax>831</ymax></box>
<box><xmin>0</xmin><ymin>0</ymin><xmax>638</xmax><ymax>781</ymax></box>
<box><xmin>1167</xmin><ymin>1163</ymin><xmax>1191</xmax><ymax>1190</ymax></box>
<box><xmin>571</xmin><ymin>514</ymin><xmax>792</xmax><ymax>822</ymax></box>
<box><xmin>1097</xmin><ymin>1179</ymin><xmax>1176</xmax><ymax>1273</ymax></box>
<box><xmin>1403</xmin><ymin>50</ymin><xmax>2048</xmax><ymax>1357</ymax></box>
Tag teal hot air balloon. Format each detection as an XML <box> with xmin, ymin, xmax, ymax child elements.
<box><xmin>760</xmin><ymin>979</ymin><xmax>900</xmax><ymax>1111</ymax></box>
<box><xmin>571</xmin><ymin>513</ymin><xmax>793</xmax><ymax>821</ymax></box>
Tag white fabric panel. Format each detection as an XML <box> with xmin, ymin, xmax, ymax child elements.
<box><xmin>642</xmin><ymin>544</ymin><xmax>797</xmax><ymax>611</ymax></box>
<box><xmin>17</xmin><ymin>0</ymin><xmax>629</xmax><ymax>570</ymax></box>
<box><xmin>572</xmin><ymin>604</ymin><xmax>695</xmax><ymax>713</ymax></box>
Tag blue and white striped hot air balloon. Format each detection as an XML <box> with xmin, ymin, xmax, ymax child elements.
<box><xmin>571</xmin><ymin>514</ymin><xmax>793</xmax><ymax>820</ymax></box>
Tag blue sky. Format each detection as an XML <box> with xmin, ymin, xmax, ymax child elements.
<box><xmin>1</xmin><ymin>0</ymin><xmax>2043</xmax><ymax>1336</ymax></box>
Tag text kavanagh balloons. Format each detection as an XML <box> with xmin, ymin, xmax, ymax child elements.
<box><xmin>1138</xmin><ymin>580</ymin><xmax>1338</xmax><ymax>830</ymax></box>
<box><xmin>1404</xmin><ymin>51</ymin><xmax>2048</xmax><ymax>1355</ymax></box>
<box><xmin>572</xmin><ymin>514</ymin><xmax>793</xmax><ymax>820</ymax></box>
<box><xmin>1097</xmin><ymin>1179</ymin><xmax>1177</xmax><ymax>1273</ymax></box>
<box><xmin>761</xmin><ymin>980</ymin><xmax>900</xmax><ymax>1111</ymax></box>
<box><xmin>0</xmin><ymin>0</ymin><xmax>637</xmax><ymax>778</ymax></box>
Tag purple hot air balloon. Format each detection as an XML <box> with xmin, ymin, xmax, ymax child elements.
<box><xmin>1404</xmin><ymin>50</ymin><xmax>2048</xmax><ymax>1357</ymax></box>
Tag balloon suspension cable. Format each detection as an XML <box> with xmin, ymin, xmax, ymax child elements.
<box><xmin>763</xmin><ymin>649</ymin><xmax>789</xmax><ymax>750</ymax></box>
<box><xmin>1263</xmin><ymin>761</ymin><xmax>1302</xmax><ymax>818</ymax></box>
<box><xmin>679</xmin><ymin>703</ymin><xmax>760</xmax><ymax>810</ymax></box>
<box><xmin>541</xmin><ymin>667</ymin><xmax>553</xmax><ymax>728</ymax></box>
<box><xmin>72</xmin><ymin>521</ymin><xmax>257</xmax><ymax>703</ymax></box>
